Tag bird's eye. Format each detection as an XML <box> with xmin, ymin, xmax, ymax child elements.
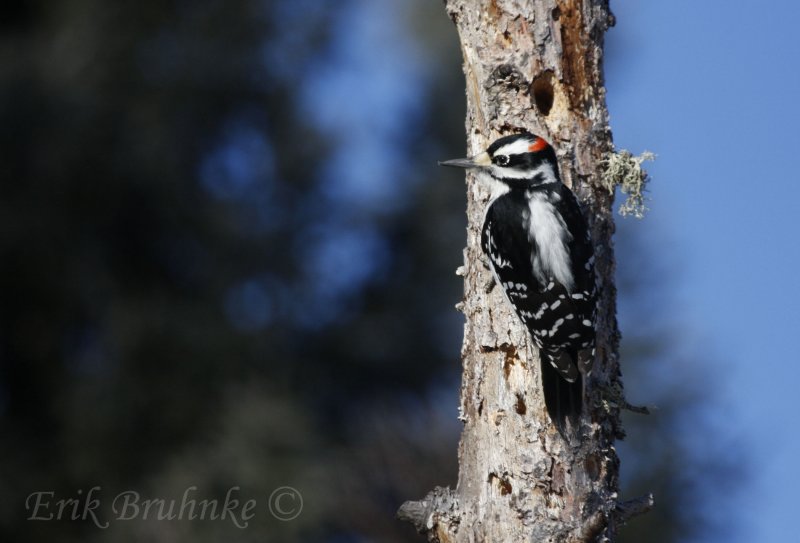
<box><xmin>494</xmin><ymin>155</ymin><xmax>510</xmax><ymax>166</ymax></box>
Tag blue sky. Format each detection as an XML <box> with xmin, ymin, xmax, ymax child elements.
<box><xmin>606</xmin><ymin>1</ymin><xmax>800</xmax><ymax>540</ymax></box>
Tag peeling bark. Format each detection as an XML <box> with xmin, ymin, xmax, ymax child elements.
<box><xmin>398</xmin><ymin>1</ymin><xmax>642</xmax><ymax>541</ymax></box>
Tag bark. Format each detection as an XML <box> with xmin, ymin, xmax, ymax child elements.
<box><xmin>399</xmin><ymin>1</ymin><xmax>648</xmax><ymax>541</ymax></box>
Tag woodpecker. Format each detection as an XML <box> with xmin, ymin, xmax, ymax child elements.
<box><xmin>440</xmin><ymin>132</ymin><xmax>596</xmax><ymax>438</ymax></box>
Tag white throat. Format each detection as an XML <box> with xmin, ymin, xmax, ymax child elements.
<box><xmin>476</xmin><ymin>170</ymin><xmax>510</xmax><ymax>205</ymax></box>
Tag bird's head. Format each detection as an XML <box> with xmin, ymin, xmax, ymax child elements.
<box><xmin>439</xmin><ymin>132</ymin><xmax>559</xmax><ymax>185</ymax></box>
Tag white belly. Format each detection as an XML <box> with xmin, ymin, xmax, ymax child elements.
<box><xmin>527</xmin><ymin>191</ymin><xmax>574</xmax><ymax>292</ymax></box>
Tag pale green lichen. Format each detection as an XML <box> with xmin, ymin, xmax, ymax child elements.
<box><xmin>600</xmin><ymin>150</ymin><xmax>656</xmax><ymax>219</ymax></box>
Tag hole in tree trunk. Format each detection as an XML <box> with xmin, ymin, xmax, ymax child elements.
<box><xmin>515</xmin><ymin>393</ymin><xmax>527</xmax><ymax>415</ymax></box>
<box><xmin>532</xmin><ymin>71</ymin><xmax>555</xmax><ymax>116</ymax></box>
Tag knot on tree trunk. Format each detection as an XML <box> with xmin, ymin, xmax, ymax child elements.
<box><xmin>397</xmin><ymin>487</ymin><xmax>460</xmax><ymax>541</ymax></box>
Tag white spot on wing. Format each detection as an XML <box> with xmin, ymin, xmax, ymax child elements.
<box><xmin>549</xmin><ymin>318</ymin><xmax>565</xmax><ymax>336</ymax></box>
<box><xmin>533</xmin><ymin>302</ymin><xmax>549</xmax><ymax>320</ymax></box>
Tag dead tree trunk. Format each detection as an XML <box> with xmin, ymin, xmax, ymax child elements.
<box><xmin>399</xmin><ymin>1</ymin><xmax>650</xmax><ymax>541</ymax></box>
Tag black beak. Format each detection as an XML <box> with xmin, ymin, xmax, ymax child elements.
<box><xmin>439</xmin><ymin>151</ymin><xmax>490</xmax><ymax>169</ymax></box>
<box><xmin>438</xmin><ymin>157</ymin><xmax>479</xmax><ymax>169</ymax></box>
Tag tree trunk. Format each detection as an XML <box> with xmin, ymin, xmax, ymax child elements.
<box><xmin>399</xmin><ymin>1</ymin><xmax>649</xmax><ymax>541</ymax></box>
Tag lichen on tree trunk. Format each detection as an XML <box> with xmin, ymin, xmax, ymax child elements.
<box><xmin>397</xmin><ymin>1</ymin><xmax>650</xmax><ymax>541</ymax></box>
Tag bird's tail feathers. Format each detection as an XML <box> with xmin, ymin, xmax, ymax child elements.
<box><xmin>540</xmin><ymin>352</ymin><xmax>582</xmax><ymax>441</ymax></box>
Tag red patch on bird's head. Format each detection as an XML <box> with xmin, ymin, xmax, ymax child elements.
<box><xmin>528</xmin><ymin>137</ymin><xmax>549</xmax><ymax>152</ymax></box>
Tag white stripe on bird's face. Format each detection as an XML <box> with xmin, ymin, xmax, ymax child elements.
<box><xmin>489</xmin><ymin>161</ymin><xmax>558</xmax><ymax>182</ymax></box>
<box><xmin>492</xmin><ymin>138</ymin><xmax>536</xmax><ymax>157</ymax></box>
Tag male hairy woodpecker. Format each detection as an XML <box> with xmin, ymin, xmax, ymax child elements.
<box><xmin>440</xmin><ymin>132</ymin><xmax>596</xmax><ymax>438</ymax></box>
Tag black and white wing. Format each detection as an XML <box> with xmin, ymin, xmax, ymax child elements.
<box><xmin>482</xmin><ymin>189</ymin><xmax>596</xmax><ymax>372</ymax></box>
